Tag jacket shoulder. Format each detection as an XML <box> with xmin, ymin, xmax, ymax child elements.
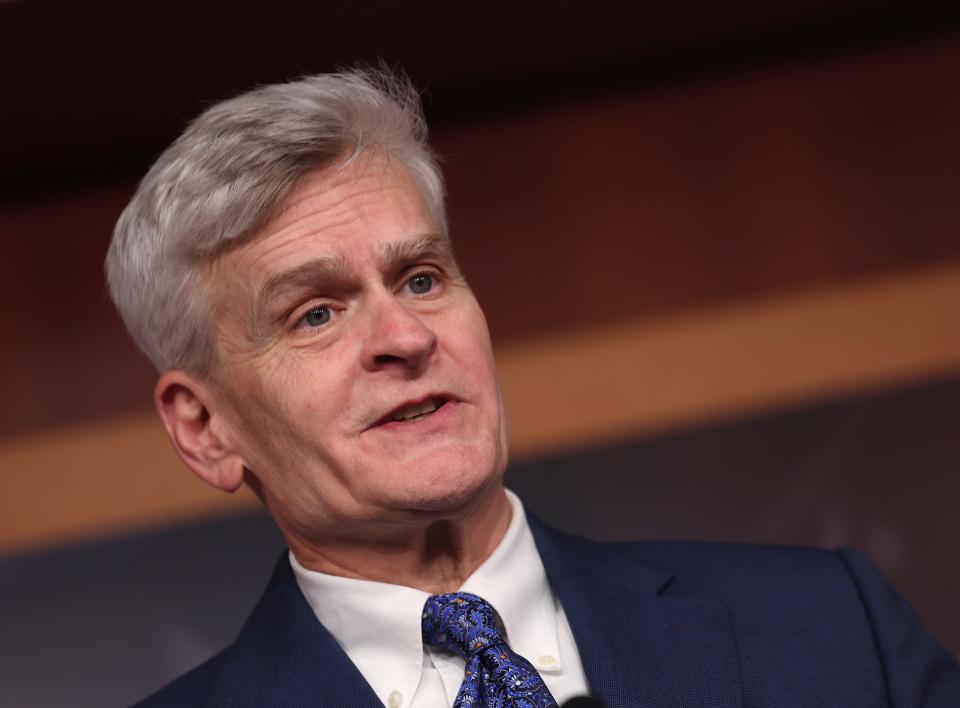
<box><xmin>623</xmin><ymin>538</ymin><xmax>848</xmax><ymax>590</ymax></box>
<box><xmin>130</xmin><ymin>553</ymin><xmax>310</xmax><ymax>707</ymax></box>
<box><xmin>132</xmin><ymin>649</ymin><xmax>227</xmax><ymax>707</ymax></box>
<box><xmin>533</xmin><ymin>516</ymin><xmax>848</xmax><ymax>595</ymax></box>
<box><xmin>548</xmin><ymin>529</ymin><xmax>960</xmax><ymax>708</ymax></box>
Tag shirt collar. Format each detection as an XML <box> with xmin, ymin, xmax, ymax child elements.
<box><xmin>460</xmin><ymin>490</ymin><xmax>563</xmax><ymax>672</ymax></box>
<box><xmin>289</xmin><ymin>489</ymin><xmax>563</xmax><ymax>707</ymax></box>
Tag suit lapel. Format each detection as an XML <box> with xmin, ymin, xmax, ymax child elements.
<box><xmin>530</xmin><ymin>517</ymin><xmax>743</xmax><ymax>708</ymax></box>
<box><xmin>254</xmin><ymin>632</ymin><xmax>385</xmax><ymax>708</ymax></box>
<box><xmin>204</xmin><ymin>555</ymin><xmax>383</xmax><ymax>708</ymax></box>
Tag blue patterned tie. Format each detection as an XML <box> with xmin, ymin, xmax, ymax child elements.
<box><xmin>422</xmin><ymin>592</ymin><xmax>558</xmax><ymax>708</ymax></box>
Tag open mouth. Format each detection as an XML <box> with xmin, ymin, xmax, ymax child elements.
<box><xmin>383</xmin><ymin>396</ymin><xmax>449</xmax><ymax>424</ymax></box>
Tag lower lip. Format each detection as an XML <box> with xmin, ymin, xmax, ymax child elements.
<box><xmin>375</xmin><ymin>400</ymin><xmax>459</xmax><ymax>433</ymax></box>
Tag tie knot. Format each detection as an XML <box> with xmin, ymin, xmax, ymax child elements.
<box><xmin>422</xmin><ymin>592</ymin><xmax>505</xmax><ymax>659</ymax></box>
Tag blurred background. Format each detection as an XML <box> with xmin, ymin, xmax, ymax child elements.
<box><xmin>2</xmin><ymin>1</ymin><xmax>960</xmax><ymax>705</ymax></box>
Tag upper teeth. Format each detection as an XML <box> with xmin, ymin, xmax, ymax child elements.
<box><xmin>391</xmin><ymin>399</ymin><xmax>440</xmax><ymax>422</ymax></box>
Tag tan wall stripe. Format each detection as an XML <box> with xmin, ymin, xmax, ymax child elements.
<box><xmin>500</xmin><ymin>261</ymin><xmax>960</xmax><ymax>457</ymax></box>
<box><xmin>2</xmin><ymin>262</ymin><xmax>959</xmax><ymax>555</ymax></box>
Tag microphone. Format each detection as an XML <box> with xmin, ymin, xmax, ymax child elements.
<box><xmin>561</xmin><ymin>698</ymin><xmax>605</xmax><ymax>707</ymax></box>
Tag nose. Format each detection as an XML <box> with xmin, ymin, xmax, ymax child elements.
<box><xmin>360</xmin><ymin>291</ymin><xmax>437</xmax><ymax>374</ymax></box>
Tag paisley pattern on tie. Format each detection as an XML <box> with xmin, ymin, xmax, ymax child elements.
<box><xmin>422</xmin><ymin>592</ymin><xmax>558</xmax><ymax>708</ymax></box>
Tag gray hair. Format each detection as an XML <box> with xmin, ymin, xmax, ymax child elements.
<box><xmin>105</xmin><ymin>68</ymin><xmax>446</xmax><ymax>376</ymax></box>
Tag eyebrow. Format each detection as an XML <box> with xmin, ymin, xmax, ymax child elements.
<box><xmin>376</xmin><ymin>232</ymin><xmax>455</xmax><ymax>273</ymax></box>
<box><xmin>250</xmin><ymin>232</ymin><xmax>455</xmax><ymax>332</ymax></box>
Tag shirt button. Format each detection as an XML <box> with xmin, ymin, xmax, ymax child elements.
<box><xmin>538</xmin><ymin>654</ymin><xmax>557</xmax><ymax>667</ymax></box>
<box><xmin>388</xmin><ymin>690</ymin><xmax>403</xmax><ymax>708</ymax></box>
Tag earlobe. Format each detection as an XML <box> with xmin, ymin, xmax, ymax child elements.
<box><xmin>154</xmin><ymin>371</ymin><xmax>246</xmax><ymax>493</ymax></box>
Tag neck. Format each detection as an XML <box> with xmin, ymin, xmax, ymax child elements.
<box><xmin>286</xmin><ymin>485</ymin><xmax>512</xmax><ymax>594</ymax></box>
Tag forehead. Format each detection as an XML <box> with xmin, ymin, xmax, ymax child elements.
<box><xmin>214</xmin><ymin>153</ymin><xmax>442</xmax><ymax>288</ymax></box>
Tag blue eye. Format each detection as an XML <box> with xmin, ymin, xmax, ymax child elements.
<box><xmin>408</xmin><ymin>273</ymin><xmax>433</xmax><ymax>294</ymax></box>
<box><xmin>302</xmin><ymin>306</ymin><xmax>331</xmax><ymax>327</ymax></box>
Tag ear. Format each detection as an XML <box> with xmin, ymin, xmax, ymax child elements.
<box><xmin>154</xmin><ymin>370</ymin><xmax>246</xmax><ymax>493</ymax></box>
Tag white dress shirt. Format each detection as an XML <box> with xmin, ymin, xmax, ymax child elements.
<box><xmin>291</xmin><ymin>489</ymin><xmax>591</xmax><ymax>708</ymax></box>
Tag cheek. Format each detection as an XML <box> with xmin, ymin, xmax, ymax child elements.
<box><xmin>462</xmin><ymin>315</ymin><xmax>499</xmax><ymax>384</ymax></box>
<box><xmin>446</xmin><ymin>311</ymin><xmax>503</xmax><ymax>411</ymax></box>
<box><xmin>460</xmin><ymin>312</ymin><xmax>510</xmax><ymax>448</ymax></box>
<box><xmin>223</xmin><ymin>361</ymin><xmax>317</xmax><ymax>463</ymax></box>
<box><xmin>447</xmin><ymin>297</ymin><xmax>494</xmax><ymax>354</ymax></box>
<box><xmin>256</xmin><ymin>347</ymin><xmax>360</xmax><ymax>447</ymax></box>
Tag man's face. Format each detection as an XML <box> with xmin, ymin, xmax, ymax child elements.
<box><xmin>205</xmin><ymin>153</ymin><xmax>510</xmax><ymax>542</ymax></box>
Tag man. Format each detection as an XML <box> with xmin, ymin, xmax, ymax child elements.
<box><xmin>107</xmin><ymin>69</ymin><xmax>960</xmax><ymax>708</ymax></box>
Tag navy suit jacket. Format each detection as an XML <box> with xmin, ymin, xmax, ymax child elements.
<box><xmin>136</xmin><ymin>516</ymin><xmax>960</xmax><ymax>707</ymax></box>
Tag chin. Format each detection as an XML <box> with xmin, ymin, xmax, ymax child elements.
<box><xmin>388</xmin><ymin>452</ymin><xmax>504</xmax><ymax>516</ymax></box>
